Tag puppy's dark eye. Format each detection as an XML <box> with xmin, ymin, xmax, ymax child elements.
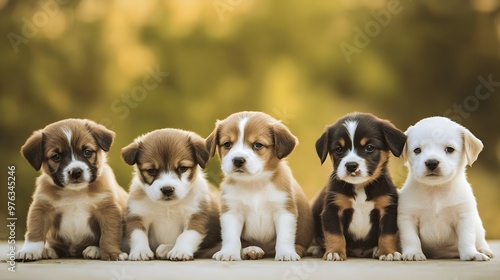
<box><xmin>51</xmin><ymin>153</ymin><xmax>61</xmax><ymax>162</ymax></box>
<box><xmin>364</xmin><ymin>145</ymin><xmax>375</xmax><ymax>153</ymax></box>
<box><xmin>335</xmin><ymin>147</ymin><xmax>344</xmax><ymax>154</ymax></box>
<box><xmin>146</xmin><ymin>169</ymin><xmax>157</xmax><ymax>176</ymax></box>
<box><xmin>414</xmin><ymin>148</ymin><xmax>421</xmax><ymax>154</ymax></box>
<box><xmin>223</xmin><ymin>142</ymin><xmax>232</xmax><ymax>149</ymax></box>
<box><xmin>83</xmin><ymin>149</ymin><xmax>93</xmax><ymax>158</ymax></box>
<box><xmin>445</xmin><ymin>147</ymin><xmax>455</xmax><ymax>154</ymax></box>
<box><xmin>253</xmin><ymin>142</ymin><xmax>263</xmax><ymax>150</ymax></box>
<box><xmin>178</xmin><ymin>166</ymin><xmax>188</xmax><ymax>173</ymax></box>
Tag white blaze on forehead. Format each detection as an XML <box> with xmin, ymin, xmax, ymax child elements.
<box><xmin>62</xmin><ymin>127</ymin><xmax>75</xmax><ymax>160</ymax></box>
<box><xmin>236</xmin><ymin>117</ymin><xmax>249</xmax><ymax>148</ymax></box>
<box><xmin>343</xmin><ymin>120</ymin><xmax>359</xmax><ymax>148</ymax></box>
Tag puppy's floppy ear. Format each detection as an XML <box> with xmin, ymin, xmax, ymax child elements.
<box><xmin>122</xmin><ymin>141</ymin><xmax>140</xmax><ymax>165</ymax></box>
<box><xmin>315</xmin><ymin>129</ymin><xmax>329</xmax><ymax>165</ymax></box>
<box><xmin>206</xmin><ymin>121</ymin><xmax>220</xmax><ymax>159</ymax></box>
<box><xmin>399</xmin><ymin>126</ymin><xmax>413</xmax><ymax>163</ymax></box>
<box><xmin>189</xmin><ymin>134</ymin><xmax>209</xmax><ymax>169</ymax></box>
<box><xmin>381</xmin><ymin>121</ymin><xmax>407</xmax><ymax>157</ymax></box>
<box><xmin>21</xmin><ymin>130</ymin><xmax>44</xmax><ymax>171</ymax></box>
<box><xmin>462</xmin><ymin>128</ymin><xmax>483</xmax><ymax>166</ymax></box>
<box><xmin>87</xmin><ymin>121</ymin><xmax>115</xmax><ymax>152</ymax></box>
<box><xmin>273</xmin><ymin>121</ymin><xmax>298</xmax><ymax>159</ymax></box>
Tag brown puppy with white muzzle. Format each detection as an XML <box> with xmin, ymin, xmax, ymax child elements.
<box><xmin>17</xmin><ymin>119</ymin><xmax>128</xmax><ymax>261</ymax></box>
<box><xmin>208</xmin><ymin>111</ymin><xmax>313</xmax><ymax>261</ymax></box>
<box><xmin>122</xmin><ymin>129</ymin><xmax>220</xmax><ymax>261</ymax></box>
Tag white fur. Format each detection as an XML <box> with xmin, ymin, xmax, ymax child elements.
<box><xmin>213</xmin><ymin>117</ymin><xmax>299</xmax><ymax>261</ymax></box>
<box><xmin>16</xmin><ymin>241</ymin><xmax>45</xmax><ymax>261</ymax></box>
<box><xmin>337</xmin><ymin>120</ymin><xmax>370</xmax><ymax>184</ymax></box>
<box><xmin>398</xmin><ymin>117</ymin><xmax>494</xmax><ymax>261</ymax></box>
<box><xmin>128</xmin><ymin>170</ymin><xmax>209</xmax><ymax>261</ymax></box>
<box><xmin>348</xmin><ymin>186</ymin><xmax>375</xmax><ymax>240</ymax></box>
<box><xmin>142</xmin><ymin>171</ymin><xmax>192</xmax><ymax>203</ymax></box>
<box><xmin>221</xmin><ymin>117</ymin><xmax>264</xmax><ymax>178</ymax></box>
<box><xmin>61</xmin><ymin>127</ymin><xmax>92</xmax><ymax>189</ymax></box>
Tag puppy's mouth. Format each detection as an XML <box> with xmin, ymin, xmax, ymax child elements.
<box><xmin>348</xmin><ymin>170</ymin><xmax>362</xmax><ymax>177</ymax></box>
<box><xmin>425</xmin><ymin>171</ymin><xmax>441</xmax><ymax>177</ymax></box>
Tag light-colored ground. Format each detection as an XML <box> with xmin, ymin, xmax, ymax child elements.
<box><xmin>2</xmin><ymin>241</ymin><xmax>499</xmax><ymax>280</ymax></box>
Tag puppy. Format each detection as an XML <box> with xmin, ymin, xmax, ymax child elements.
<box><xmin>207</xmin><ymin>111</ymin><xmax>313</xmax><ymax>261</ymax></box>
<box><xmin>16</xmin><ymin>119</ymin><xmax>128</xmax><ymax>261</ymax></box>
<box><xmin>311</xmin><ymin>112</ymin><xmax>406</xmax><ymax>261</ymax></box>
<box><xmin>122</xmin><ymin>128</ymin><xmax>220</xmax><ymax>261</ymax></box>
<box><xmin>398</xmin><ymin>116</ymin><xmax>494</xmax><ymax>261</ymax></box>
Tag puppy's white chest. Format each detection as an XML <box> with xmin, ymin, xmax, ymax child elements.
<box><xmin>148</xmin><ymin>209</ymin><xmax>185</xmax><ymax>249</ymax></box>
<box><xmin>348</xmin><ymin>188</ymin><xmax>375</xmax><ymax>240</ymax></box>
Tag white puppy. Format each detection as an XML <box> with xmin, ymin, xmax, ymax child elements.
<box><xmin>398</xmin><ymin>117</ymin><xmax>494</xmax><ymax>261</ymax></box>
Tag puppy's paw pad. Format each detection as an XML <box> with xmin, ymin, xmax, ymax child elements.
<box><xmin>323</xmin><ymin>251</ymin><xmax>346</xmax><ymax>261</ymax></box>
<box><xmin>212</xmin><ymin>250</ymin><xmax>241</xmax><ymax>261</ymax></box>
<box><xmin>83</xmin><ymin>246</ymin><xmax>101</xmax><ymax>259</ymax></box>
<box><xmin>167</xmin><ymin>249</ymin><xmax>194</xmax><ymax>261</ymax></box>
<box><xmin>403</xmin><ymin>252</ymin><xmax>427</xmax><ymax>261</ymax></box>
<box><xmin>379</xmin><ymin>252</ymin><xmax>402</xmax><ymax>261</ymax></box>
<box><xmin>156</xmin><ymin>244</ymin><xmax>174</xmax><ymax>259</ymax></box>
<box><xmin>129</xmin><ymin>248</ymin><xmax>155</xmax><ymax>261</ymax></box>
<box><xmin>307</xmin><ymin>246</ymin><xmax>324</xmax><ymax>258</ymax></box>
<box><xmin>42</xmin><ymin>247</ymin><xmax>58</xmax><ymax>259</ymax></box>
<box><xmin>275</xmin><ymin>251</ymin><xmax>300</xmax><ymax>261</ymax></box>
<box><xmin>16</xmin><ymin>249</ymin><xmax>43</xmax><ymax>261</ymax></box>
<box><xmin>478</xmin><ymin>248</ymin><xmax>495</xmax><ymax>258</ymax></box>
<box><xmin>461</xmin><ymin>252</ymin><xmax>490</xmax><ymax>261</ymax></box>
<box><xmin>242</xmin><ymin>246</ymin><xmax>265</xmax><ymax>260</ymax></box>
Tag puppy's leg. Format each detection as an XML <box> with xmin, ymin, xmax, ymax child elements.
<box><xmin>475</xmin><ymin>214</ymin><xmax>494</xmax><ymax>258</ymax></box>
<box><xmin>322</xmin><ymin>198</ymin><xmax>347</xmax><ymax>261</ymax></box>
<box><xmin>95</xmin><ymin>202</ymin><xmax>127</xmax><ymax>261</ymax></box>
<box><xmin>377</xmin><ymin>201</ymin><xmax>401</xmax><ymax>261</ymax></box>
<box><xmin>242</xmin><ymin>246</ymin><xmax>265</xmax><ymax>260</ymax></box>
<box><xmin>274</xmin><ymin>211</ymin><xmax>300</xmax><ymax>261</ymax></box>
<box><xmin>398</xmin><ymin>212</ymin><xmax>426</xmax><ymax>261</ymax></box>
<box><xmin>166</xmin><ymin>230</ymin><xmax>204</xmax><ymax>261</ymax></box>
<box><xmin>458</xmin><ymin>212</ymin><xmax>490</xmax><ymax>261</ymax></box>
<box><xmin>213</xmin><ymin>211</ymin><xmax>243</xmax><ymax>261</ymax></box>
<box><xmin>127</xmin><ymin>215</ymin><xmax>154</xmax><ymax>261</ymax></box>
<box><xmin>16</xmin><ymin>201</ymin><xmax>55</xmax><ymax>261</ymax></box>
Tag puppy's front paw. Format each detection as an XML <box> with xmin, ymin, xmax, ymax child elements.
<box><xmin>307</xmin><ymin>245</ymin><xmax>324</xmax><ymax>258</ymax></box>
<box><xmin>242</xmin><ymin>246</ymin><xmax>265</xmax><ymax>260</ymax></box>
<box><xmin>83</xmin><ymin>246</ymin><xmax>101</xmax><ymax>259</ymax></box>
<box><xmin>16</xmin><ymin>249</ymin><xmax>43</xmax><ymax>262</ymax></box>
<box><xmin>478</xmin><ymin>248</ymin><xmax>495</xmax><ymax>258</ymax></box>
<box><xmin>129</xmin><ymin>247</ymin><xmax>154</xmax><ymax>261</ymax></box>
<box><xmin>460</xmin><ymin>252</ymin><xmax>490</xmax><ymax>261</ymax></box>
<box><xmin>379</xmin><ymin>252</ymin><xmax>402</xmax><ymax>261</ymax></box>
<box><xmin>155</xmin><ymin>244</ymin><xmax>174</xmax><ymax>260</ymax></box>
<box><xmin>167</xmin><ymin>248</ymin><xmax>194</xmax><ymax>261</ymax></box>
<box><xmin>212</xmin><ymin>250</ymin><xmax>241</xmax><ymax>261</ymax></box>
<box><xmin>275</xmin><ymin>250</ymin><xmax>300</xmax><ymax>261</ymax></box>
<box><xmin>101</xmin><ymin>250</ymin><xmax>128</xmax><ymax>261</ymax></box>
<box><xmin>42</xmin><ymin>247</ymin><xmax>58</xmax><ymax>259</ymax></box>
<box><xmin>403</xmin><ymin>251</ymin><xmax>427</xmax><ymax>261</ymax></box>
<box><xmin>323</xmin><ymin>251</ymin><xmax>346</xmax><ymax>261</ymax></box>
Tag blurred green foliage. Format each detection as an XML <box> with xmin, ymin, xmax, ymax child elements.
<box><xmin>1</xmin><ymin>0</ymin><xmax>499</xmax><ymax>239</ymax></box>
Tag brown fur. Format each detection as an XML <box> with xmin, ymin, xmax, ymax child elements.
<box><xmin>19</xmin><ymin>119</ymin><xmax>127</xmax><ymax>261</ymax></box>
<box><xmin>323</xmin><ymin>233</ymin><xmax>347</xmax><ymax>260</ymax></box>
<box><xmin>378</xmin><ymin>234</ymin><xmax>398</xmax><ymax>256</ymax></box>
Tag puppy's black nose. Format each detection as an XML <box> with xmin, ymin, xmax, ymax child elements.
<box><xmin>345</xmin><ymin>162</ymin><xmax>359</xmax><ymax>173</ymax></box>
<box><xmin>233</xmin><ymin>157</ymin><xmax>246</xmax><ymax>168</ymax></box>
<box><xmin>70</xmin><ymin>168</ymin><xmax>83</xmax><ymax>179</ymax></box>
<box><xmin>425</xmin><ymin>159</ymin><xmax>440</xmax><ymax>171</ymax></box>
<box><xmin>161</xmin><ymin>186</ymin><xmax>175</xmax><ymax>196</ymax></box>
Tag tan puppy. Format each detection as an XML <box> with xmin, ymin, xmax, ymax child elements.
<box><xmin>207</xmin><ymin>111</ymin><xmax>313</xmax><ymax>261</ymax></box>
<box><xmin>16</xmin><ymin>119</ymin><xmax>128</xmax><ymax>261</ymax></box>
<box><xmin>122</xmin><ymin>129</ymin><xmax>220</xmax><ymax>261</ymax></box>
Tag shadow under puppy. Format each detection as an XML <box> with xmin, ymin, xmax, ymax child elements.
<box><xmin>311</xmin><ymin>112</ymin><xmax>406</xmax><ymax>261</ymax></box>
<box><xmin>17</xmin><ymin>119</ymin><xmax>128</xmax><ymax>261</ymax></box>
<box><xmin>207</xmin><ymin>111</ymin><xmax>313</xmax><ymax>261</ymax></box>
<box><xmin>122</xmin><ymin>128</ymin><xmax>220</xmax><ymax>261</ymax></box>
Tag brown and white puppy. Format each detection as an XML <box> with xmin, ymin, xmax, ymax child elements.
<box><xmin>311</xmin><ymin>113</ymin><xmax>406</xmax><ymax>261</ymax></box>
<box><xmin>122</xmin><ymin>129</ymin><xmax>220</xmax><ymax>261</ymax></box>
<box><xmin>16</xmin><ymin>119</ymin><xmax>128</xmax><ymax>261</ymax></box>
<box><xmin>207</xmin><ymin>111</ymin><xmax>313</xmax><ymax>261</ymax></box>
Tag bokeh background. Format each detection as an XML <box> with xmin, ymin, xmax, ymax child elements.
<box><xmin>1</xmin><ymin>0</ymin><xmax>499</xmax><ymax>239</ymax></box>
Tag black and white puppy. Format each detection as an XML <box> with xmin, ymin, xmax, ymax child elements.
<box><xmin>311</xmin><ymin>113</ymin><xmax>406</xmax><ymax>261</ymax></box>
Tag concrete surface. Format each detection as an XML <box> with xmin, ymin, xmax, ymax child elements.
<box><xmin>2</xmin><ymin>241</ymin><xmax>499</xmax><ymax>280</ymax></box>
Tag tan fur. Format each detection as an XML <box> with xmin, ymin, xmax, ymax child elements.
<box><xmin>323</xmin><ymin>233</ymin><xmax>347</xmax><ymax>260</ymax></box>
<box><xmin>368</xmin><ymin>150</ymin><xmax>389</xmax><ymax>182</ymax></box>
<box><xmin>20</xmin><ymin>119</ymin><xmax>127</xmax><ymax>261</ymax></box>
<box><xmin>333</xmin><ymin>193</ymin><xmax>353</xmax><ymax>211</ymax></box>
<box><xmin>378</xmin><ymin>234</ymin><xmax>398</xmax><ymax>256</ymax></box>
<box><xmin>374</xmin><ymin>195</ymin><xmax>392</xmax><ymax>217</ymax></box>
<box><xmin>360</xmin><ymin>137</ymin><xmax>368</xmax><ymax>146</ymax></box>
